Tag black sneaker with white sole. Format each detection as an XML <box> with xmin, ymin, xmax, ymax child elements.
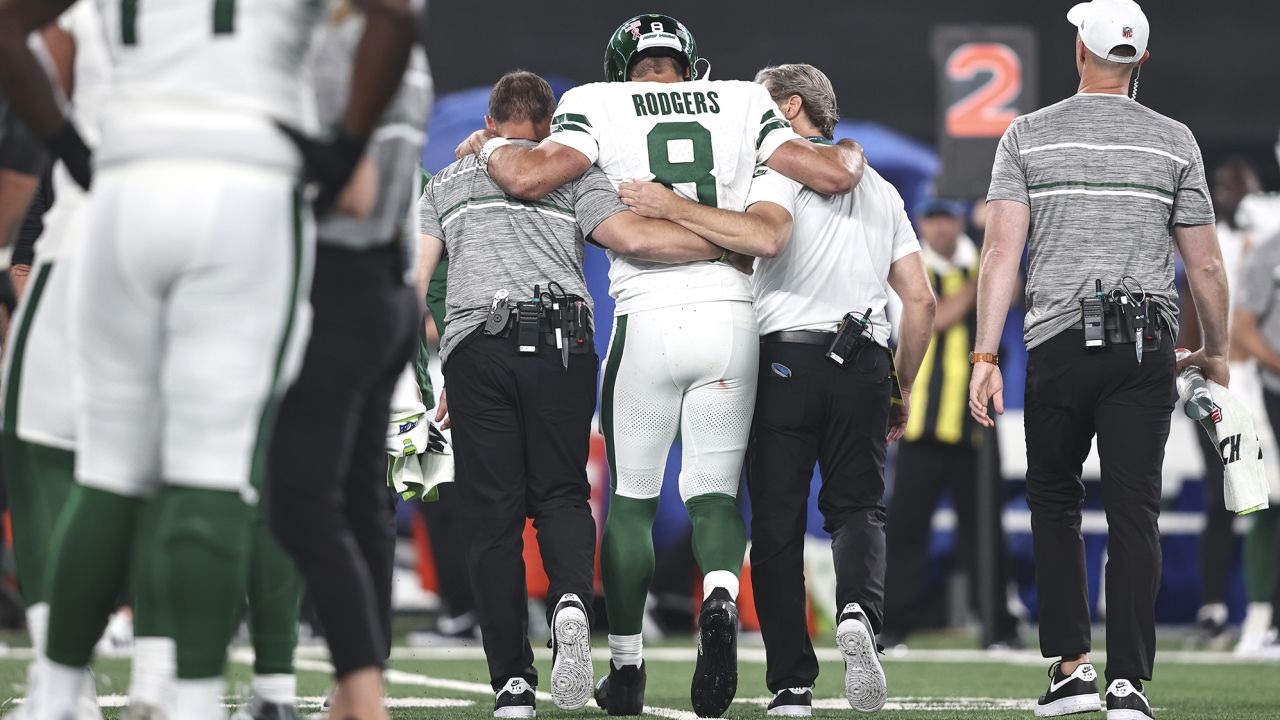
<box><xmin>1034</xmin><ymin>661</ymin><xmax>1101</xmax><ymax>717</ymax></box>
<box><xmin>836</xmin><ymin>603</ymin><xmax>887</xmax><ymax>713</ymax></box>
<box><xmin>1106</xmin><ymin>679</ymin><xmax>1154</xmax><ymax>720</ymax></box>
<box><xmin>494</xmin><ymin>677</ymin><xmax>536</xmax><ymax>718</ymax></box>
<box><xmin>549</xmin><ymin>593</ymin><xmax>592</xmax><ymax>710</ymax></box>
<box><xmin>766</xmin><ymin>687</ymin><xmax>813</xmax><ymax>717</ymax></box>
<box><xmin>594</xmin><ymin>661</ymin><xmax>646</xmax><ymax>716</ymax></box>
<box><xmin>691</xmin><ymin>587</ymin><xmax>738</xmax><ymax>717</ymax></box>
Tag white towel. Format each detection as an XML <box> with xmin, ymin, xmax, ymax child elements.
<box><xmin>385</xmin><ymin>363</ymin><xmax>454</xmax><ymax>501</ymax></box>
<box><xmin>1201</xmin><ymin>380</ymin><xmax>1270</xmax><ymax>515</ymax></box>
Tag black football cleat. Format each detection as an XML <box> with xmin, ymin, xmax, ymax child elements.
<box><xmin>690</xmin><ymin>587</ymin><xmax>738</xmax><ymax>717</ymax></box>
<box><xmin>594</xmin><ymin>661</ymin><xmax>646</xmax><ymax>716</ymax></box>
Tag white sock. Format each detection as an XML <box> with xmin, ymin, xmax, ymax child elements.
<box><xmin>173</xmin><ymin>677</ymin><xmax>225</xmax><ymax>720</ymax></box>
<box><xmin>35</xmin><ymin>658</ymin><xmax>90</xmax><ymax>720</ymax></box>
<box><xmin>26</xmin><ymin>603</ymin><xmax>49</xmax><ymax>658</ymax></box>
<box><xmin>703</xmin><ymin>570</ymin><xmax>740</xmax><ymax>601</ymax></box>
<box><xmin>608</xmin><ymin>633</ymin><xmax>643</xmax><ymax>668</ymax></box>
<box><xmin>252</xmin><ymin>674</ymin><xmax>297</xmax><ymax>705</ymax></box>
<box><xmin>128</xmin><ymin>637</ymin><xmax>176</xmax><ymax>708</ymax></box>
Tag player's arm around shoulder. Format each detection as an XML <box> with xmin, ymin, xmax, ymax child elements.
<box><xmin>616</xmin><ymin>179</ymin><xmax>792</xmax><ymax>259</ymax></box>
<box><xmin>766</xmin><ymin>137</ymin><xmax>865</xmax><ymax>195</ymax></box>
<box><xmin>576</xmin><ymin>168</ymin><xmax>721</xmax><ymax>265</ymax></box>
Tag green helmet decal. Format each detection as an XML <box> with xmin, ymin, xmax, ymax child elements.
<box><xmin>603</xmin><ymin>13</ymin><xmax>699</xmax><ymax>83</ymax></box>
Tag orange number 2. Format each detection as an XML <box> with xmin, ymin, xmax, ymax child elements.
<box><xmin>945</xmin><ymin>43</ymin><xmax>1022</xmax><ymax>139</ymax></box>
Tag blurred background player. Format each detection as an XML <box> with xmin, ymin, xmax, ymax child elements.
<box><xmin>266</xmin><ymin>2</ymin><xmax>427</xmax><ymax>720</ymax></box>
<box><xmin>1179</xmin><ymin>157</ymin><xmax>1266</xmax><ymax>649</ymax></box>
<box><xmin>463</xmin><ymin>14</ymin><xmax>865</xmax><ymax>716</ymax></box>
<box><xmin>883</xmin><ymin>197</ymin><xmax>1023</xmax><ymax>651</ymax></box>
<box><xmin>0</xmin><ymin>1</ymin><xmax>416</xmax><ymax>719</ymax></box>
<box><xmin>0</xmin><ymin>4</ymin><xmax>106</xmax><ymax>717</ymax></box>
<box><xmin>1228</xmin><ymin>186</ymin><xmax>1280</xmax><ymax>658</ymax></box>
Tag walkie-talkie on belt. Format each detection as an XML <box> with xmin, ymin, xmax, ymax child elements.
<box><xmin>1082</xmin><ymin>279</ymin><xmax>1106</xmax><ymax>348</ymax></box>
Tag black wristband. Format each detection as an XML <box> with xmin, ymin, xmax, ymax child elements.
<box><xmin>47</xmin><ymin>122</ymin><xmax>92</xmax><ymax>190</ymax></box>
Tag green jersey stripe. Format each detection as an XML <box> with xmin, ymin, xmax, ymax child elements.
<box><xmin>2</xmin><ymin>264</ymin><xmax>54</xmax><ymax>440</ymax></box>
<box><xmin>249</xmin><ymin>188</ymin><xmax>305</xmax><ymax>490</ymax></box>
<box><xmin>121</xmin><ymin>0</ymin><xmax>138</xmax><ymax>45</ymax></box>
<box><xmin>551</xmin><ymin>122</ymin><xmax>592</xmax><ymax>135</ymax></box>
<box><xmin>600</xmin><ymin>315</ymin><xmax>628</xmax><ymax>491</ymax></box>
<box><xmin>1027</xmin><ymin>180</ymin><xmax>1174</xmax><ymax>198</ymax></box>
<box><xmin>756</xmin><ymin>119</ymin><xmax>789</xmax><ymax>149</ymax></box>
<box><xmin>213</xmin><ymin>0</ymin><xmax>236</xmax><ymax>34</ymax></box>
<box><xmin>552</xmin><ymin>113</ymin><xmax>592</xmax><ymax>128</ymax></box>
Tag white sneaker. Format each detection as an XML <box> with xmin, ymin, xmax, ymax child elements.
<box><xmin>549</xmin><ymin>594</ymin><xmax>592</xmax><ymax>710</ymax></box>
<box><xmin>836</xmin><ymin>603</ymin><xmax>886</xmax><ymax>713</ymax></box>
<box><xmin>1105</xmin><ymin>679</ymin><xmax>1154</xmax><ymax>719</ymax></box>
<box><xmin>494</xmin><ymin>677</ymin><xmax>536</xmax><ymax>718</ymax></box>
<box><xmin>1035</xmin><ymin>662</ymin><xmax>1101</xmax><ymax>717</ymax></box>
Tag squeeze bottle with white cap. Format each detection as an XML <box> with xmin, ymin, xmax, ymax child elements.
<box><xmin>1175</xmin><ymin>348</ymin><xmax>1215</xmax><ymax>421</ymax></box>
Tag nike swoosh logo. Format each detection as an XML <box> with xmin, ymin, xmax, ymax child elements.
<box><xmin>1049</xmin><ymin>673</ymin><xmax>1091</xmax><ymax>693</ymax></box>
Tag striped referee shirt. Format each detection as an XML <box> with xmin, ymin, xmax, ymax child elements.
<box><xmin>987</xmin><ymin>93</ymin><xmax>1215</xmax><ymax>349</ymax></box>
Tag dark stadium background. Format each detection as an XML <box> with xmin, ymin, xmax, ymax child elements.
<box><xmin>425</xmin><ymin>0</ymin><xmax>1280</xmax><ymax>189</ymax></box>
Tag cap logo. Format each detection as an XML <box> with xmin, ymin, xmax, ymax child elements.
<box><xmin>627</xmin><ymin>20</ymin><xmax>642</xmax><ymax>40</ymax></box>
<box><xmin>1122</xmin><ymin>26</ymin><xmax>1134</xmax><ymax>39</ymax></box>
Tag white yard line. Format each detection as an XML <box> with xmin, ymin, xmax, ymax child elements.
<box><xmin>12</xmin><ymin>695</ymin><xmax>472</xmax><ymax>709</ymax></box>
<box><xmin>383</xmin><ymin>645</ymin><xmax>1280</xmax><ymax>666</ymax></box>
<box><xmin>290</xmin><ymin>654</ymin><xmax>702</xmax><ymax>719</ymax></box>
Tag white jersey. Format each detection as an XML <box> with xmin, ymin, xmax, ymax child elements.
<box><xmin>93</xmin><ymin>0</ymin><xmax>325</xmax><ymax>170</ymax></box>
<box><xmin>547</xmin><ymin>79</ymin><xmax>803</xmax><ymax>315</ymax></box>
<box><xmin>746</xmin><ymin>161</ymin><xmax>921</xmax><ymax>344</ymax></box>
<box><xmin>35</xmin><ymin>0</ymin><xmax>111</xmax><ymax>264</ymax></box>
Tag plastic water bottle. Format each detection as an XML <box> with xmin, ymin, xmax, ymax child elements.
<box><xmin>1175</xmin><ymin>348</ymin><xmax>1216</xmax><ymax>421</ymax></box>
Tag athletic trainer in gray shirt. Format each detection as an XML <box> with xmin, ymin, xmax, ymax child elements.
<box><xmin>967</xmin><ymin>2</ymin><xmax>1231</xmax><ymax>717</ymax></box>
<box><xmin>414</xmin><ymin>70</ymin><xmax>727</xmax><ymax>713</ymax></box>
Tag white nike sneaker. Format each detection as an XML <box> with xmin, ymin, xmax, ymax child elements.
<box><xmin>1034</xmin><ymin>661</ymin><xmax>1101</xmax><ymax>717</ymax></box>
<box><xmin>549</xmin><ymin>593</ymin><xmax>592</xmax><ymax>710</ymax></box>
<box><xmin>1105</xmin><ymin>679</ymin><xmax>1154</xmax><ymax>719</ymax></box>
<box><xmin>836</xmin><ymin>603</ymin><xmax>886</xmax><ymax>713</ymax></box>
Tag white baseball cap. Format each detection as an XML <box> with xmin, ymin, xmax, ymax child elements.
<box><xmin>1067</xmin><ymin>0</ymin><xmax>1149</xmax><ymax>64</ymax></box>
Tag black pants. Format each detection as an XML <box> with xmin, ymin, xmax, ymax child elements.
<box><xmin>418</xmin><ymin>484</ymin><xmax>477</xmax><ymax>621</ymax></box>
<box><xmin>1260</xmin><ymin>388</ymin><xmax>1280</xmax><ymax>627</ymax></box>
<box><xmin>267</xmin><ymin>243</ymin><xmax>418</xmax><ymax>677</ymax></box>
<box><xmin>884</xmin><ymin>438</ymin><xmax>1020</xmax><ymax>642</ymax></box>
<box><xmin>747</xmin><ymin>340</ymin><xmax>890</xmax><ymax>693</ymax></box>
<box><xmin>1195</xmin><ymin>427</ymin><xmax>1237</xmax><ymax>607</ymax></box>
<box><xmin>1024</xmin><ymin>330</ymin><xmax>1173</xmax><ymax>682</ymax></box>
<box><xmin>444</xmin><ymin>332</ymin><xmax>598</xmax><ymax>691</ymax></box>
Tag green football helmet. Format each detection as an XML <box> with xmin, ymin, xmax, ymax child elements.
<box><xmin>603</xmin><ymin>13</ymin><xmax>700</xmax><ymax>83</ymax></box>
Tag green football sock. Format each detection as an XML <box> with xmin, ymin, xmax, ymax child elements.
<box><xmin>248</xmin><ymin>516</ymin><xmax>302</xmax><ymax>676</ymax></box>
<box><xmin>131</xmin><ymin>499</ymin><xmax>172</xmax><ymax>639</ymax></box>
<box><xmin>601</xmin><ymin>494</ymin><xmax>659</xmax><ymax>636</ymax></box>
<box><xmin>2</xmin><ymin>440</ymin><xmax>74</xmax><ymax>606</ymax></box>
<box><xmin>44</xmin><ymin>485</ymin><xmax>144</xmax><ymax>667</ymax></box>
<box><xmin>150</xmin><ymin>486</ymin><xmax>253</xmax><ymax>679</ymax></box>
<box><xmin>1244</xmin><ymin>507</ymin><xmax>1277</xmax><ymax>604</ymax></box>
<box><xmin>685</xmin><ymin>492</ymin><xmax>747</xmax><ymax>576</ymax></box>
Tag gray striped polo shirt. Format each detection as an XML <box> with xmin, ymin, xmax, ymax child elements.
<box><xmin>988</xmin><ymin>93</ymin><xmax>1215</xmax><ymax>349</ymax></box>
<box><xmin>419</xmin><ymin>141</ymin><xmax>626</xmax><ymax>365</ymax></box>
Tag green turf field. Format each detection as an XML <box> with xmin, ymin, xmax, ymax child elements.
<box><xmin>1</xmin><ymin>638</ymin><xmax>1277</xmax><ymax>719</ymax></box>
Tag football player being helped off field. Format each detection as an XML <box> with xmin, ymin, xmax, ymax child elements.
<box><xmin>458</xmin><ymin>14</ymin><xmax>864</xmax><ymax>717</ymax></box>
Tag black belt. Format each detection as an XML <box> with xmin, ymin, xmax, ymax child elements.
<box><xmin>760</xmin><ymin>330</ymin><xmax>836</xmax><ymax>346</ymax></box>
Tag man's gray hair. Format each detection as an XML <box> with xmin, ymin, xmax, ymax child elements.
<box><xmin>754</xmin><ymin>63</ymin><xmax>839</xmax><ymax>140</ymax></box>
